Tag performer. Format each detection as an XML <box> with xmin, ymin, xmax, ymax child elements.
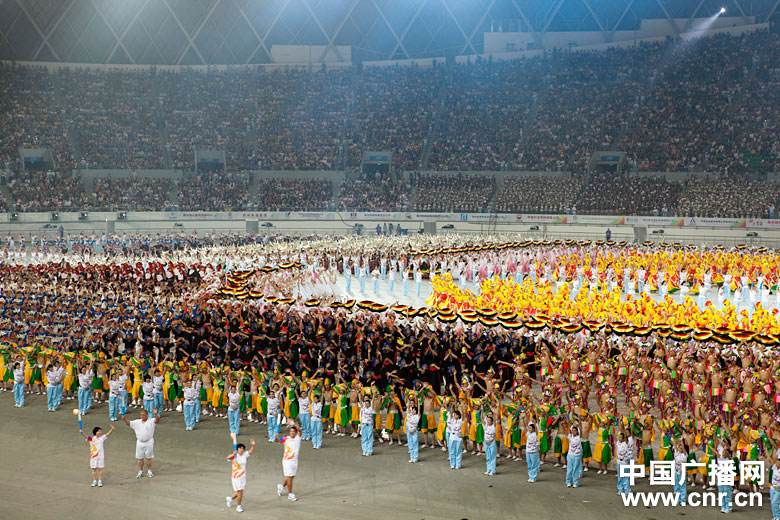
<box><xmin>107</xmin><ymin>371</ymin><xmax>122</xmax><ymax>422</ymax></box>
<box><xmin>117</xmin><ymin>366</ymin><xmax>129</xmax><ymax>418</ymax></box>
<box><xmin>121</xmin><ymin>408</ymin><xmax>161</xmax><ymax>479</ymax></box>
<box><xmin>182</xmin><ymin>378</ymin><xmax>198</xmax><ymax>431</ymax></box>
<box><xmin>227</xmin><ymin>379</ymin><xmax>241</xmax><ymax>436</ymax></box>
<box><xmin>672</xmin><ymin>438</ymin><xmax>687</xmax><ymax>506</ymax></box>
<box><xmin>45</xmin><ymin>361</ymin><xmax>64</xmax><ymax>412</ymax></box>
<box><xmin>526</xmin><ymin>422</ymin><xmax>540</xmax><ymax>483</ymax></box>
<box><xmin>225</xmin><ymin>438</ymin><xmax>256</xmax><ymax>514</ymax></box>
<box><xmin>12</xmin><ymin>362</ymin><xmax>24</xmax><ymax>407</ymax></box>
<box><xmin>276</xmin><ymin>424</ymin><xmax>302</xmax><ymax>502</ymax></box>
<box><xmin>565</xmin><ymin>425</ymin><xmax>583</xmax><ymax>488</ymax></box>
<box><xmin>615</xmin><ymin>430</ymin><xmax>634</xmax><ymax>495</ymax></box>
<box><xmin>80</xmin><ymin>424</ymin><xmax>115</xmax><ymax>487</ymax></box>
<box><xmin>717</xmin><ymin>447</ymin><xmax>734</xmax><ymax>513</ymax></box>
<box><xmin>483</xmin><ymin>411</ymin><xmax>497</xmax><ymax>476</ymax></box>
<box><xmin>266</xmin><ymin>383</ymin><xmax>282</xmax><ymax>442</ymax></box>
<box><xmin>406</xmin><ymin>403</ymin><xmax>420</xmax><ymax>463</ymax></box>
<box><xmin>447</xmin><ymin>410</ymin><xmax>464</xmax><ymax>470</ymax></box>
<box><xmin>297</xmin><ymin>384</ymin><xmax>310</xmax><ymax>441</ymax></box>
<box><xmin>141</xmin><ymin>374</ymin><xmax>155</xmax><ymax>415</ymax></box>
<box><xmin>152</xmin><ymin>368</ymin><xmax>164</xmax><ymax>415</ymax></box>
<box><xmin>360</xmin><ymin>396</ymin><xmax>374</xmax><ymax>456</ymax></box>
<box><xmin>310</xmin><ymin>393</ymin><xmax>323</xmax><ymax>449</ymax></box>
<box><xmin>77</xmin><ymin>363</ymin><xmax>94</xmax><ymax>415</ymax></box>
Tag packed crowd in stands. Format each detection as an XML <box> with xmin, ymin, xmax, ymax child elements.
<box><xmin>93</xmin><ymin>176</ymin><xmax>175</xmax><ymax>212</ymax></box>
<box><xmin>254</xmin><ymin>178</ymin><xmax>333</xmax><ymax>211</ymax></box>
<box><xmin>0</xmin><ymin>67</ymin><xmax>75</xmax><ymax>172</ymax></box>
<box><xmin>348</xmin><ymin>66</ymin><xmax>445</xmax><ymax>171</ymax></box>
<box><xmin>177</xmin><ymin>171</ymin><xmax>252</xmax><ymax>212</ymax></box>
<box><xmin>677</xmin><ymin>175</ymin><xmax>780</xmax><ymax>219</ymax></box>
<box><xmin>1</xmin><ymin>30</ymin><xmax>776</xmax><ymax>175</ymax></box>
<box><xmin>494</xmin><ymin>175</ymin><xmax>582</xmax><ymax>214</ymax></box>
<box><xmin>160</xmin><ymin>69</ymin><xmax>349</xmax><ymax>171</ymax></box>
<box><xmin>574</xmin><ymin>174</ymin><xmax>682</xmax><ymax>216</ymax></box>
<box><xmin>411</xmin><ymin>173</ymin><xmax>496</xmax><ymax>213</ymax></box>
<box><xmin>1</xmin><ymin>170</ymin><xmax>780</xmax><ymax>217</ymax></box>
<box><xmin>66</xmin><ymin>69</ymin><xmax>165</xmax><ymax>170</ymax></box>
<box><xmin>7</xmin><ymin>171</ymin><xmax>89</xmax><ymax>212</ymax></box>
<box><xmin>336</xmin><ymin>172</ymin><xmax>411</xmax><ymax>212</ymax></box>
<box><xmin>622</xmin><ymin>31</ymin><xmax>780</xmax><ymax>174</ymax></box>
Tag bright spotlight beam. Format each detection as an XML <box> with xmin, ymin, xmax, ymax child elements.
<box><xmin>683</xmin><ymin>7</ymin><xmax>726</xmax><ymax>41</ymax></box>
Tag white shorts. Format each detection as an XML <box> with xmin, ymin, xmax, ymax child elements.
<box><xmin>231</xmin><ymin>477</ymin><xmax>246</xmax><ymax>492</ymax></box>
<box><xmin>135</xmin><ymin>440</ymin><xmax>154</xmax><ymax>460</ymax></box>
<box><xmin>90</xmin><ymin>457</ymin><xmax>105</xmax><ymax>469</ymax></box>
<box><xmin>282</xmin><ymin>460</ymin><xmax>298</xmax><ymax>477</ymax></box>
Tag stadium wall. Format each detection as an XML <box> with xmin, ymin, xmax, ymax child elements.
<box><xmin>2</xmin><ymin>211</ymin><xmax>779</xmax><ymax>248</ymax></box>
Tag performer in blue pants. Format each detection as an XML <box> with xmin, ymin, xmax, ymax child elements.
<box><xmin>673</xmin><ymin>440</ymin><xmax>687</xmax><ymax>506</ymax></box>
<box><xmin>266</xmin><ymin>386</ymin><xmax>282</xmax><ymax>442</ymax></box>
<box><xmin>12</xmin><ymin>363</ymin><xmax>25</xmax><ymax>407</ymax></box>
<box><xmin>615</xmin><ymin>431</ymin><xmax>634</xmax><ymax>494</ymax></box>
<box><xmin>310</xmin><ymin>395</ymin><xmax>323</xmax><ymax>449</ymax></box>
<box><xmin>406</xmin><ymin>406</ymin><xmax>420</xmax><ymax>463</ymax></box>
<box><xmin>107</xmin><ymin>372</ymin><xmax>122</xmax><ymax>421</ymax></box>
<box><xmin>526</xmin><ymin>423</ymin><xmax>540</xmax><ymax>482</ymax></box>
<box><xmin>447</xmin><ymin>411</ymin><xmax>463</xmax><ymax>469</ymax></box>
<box><xmin>227</xmin><ymin>387</ymin><xmax>241</xmax><ymax>436</ymax></box>
<box><xmin>565</xmin><ymin>426</ymin><xmax>583</xmax><ymax>488</ymax></box>
<box><xmin>360</xmin><ymin>400</ymin><xmax>374</xmax><ymax>456</ymax></box>
<box><xmin>45</xmin><ymin>363</ymin><xmax>63</xmax><ymax>411</ymax></box>
<box><xmin>182</xmin><ymin>379</ymin><xmax>198</xmax><ymax>430</ymax></box>
<box><xmin>117</xmin><ymin>370</ymin><xmax>129</xmax><ymax>417</ymax></box>
<box><xmin>483</xmin><ymin>415</ymin><xmax>497</xmax><ymax>476</ymax></box>
<box><xmin>78</xmin><ymin>365</ymin><xmax>94</xmax><ymax>415</ymax></box>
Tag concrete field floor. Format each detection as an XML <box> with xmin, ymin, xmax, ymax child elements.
<box><xmin>0</xmin><ymin>393</ymin><xmax>769</xmax><ymax>520</ymax></box>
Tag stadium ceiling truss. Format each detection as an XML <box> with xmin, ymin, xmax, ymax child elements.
<box><xmin>0</xmin><ymin>0</ymin><xmax>777</xmax><ymax>65</ymax></box>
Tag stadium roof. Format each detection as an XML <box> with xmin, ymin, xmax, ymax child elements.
<box><xmin>0</xmin><ymin>0</ymin><xmax>778</xmax><ymax>65</ymax></box>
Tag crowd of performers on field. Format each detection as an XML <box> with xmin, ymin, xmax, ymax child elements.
<box><xmin>4</xmin><ymin>303</ymin><xmax>780</xmax><ymax>485</ymax></box>
<box><xmin>1</xmin><ymin>234</ymin><xmax>780</xmax><ymax>511</ymax></box>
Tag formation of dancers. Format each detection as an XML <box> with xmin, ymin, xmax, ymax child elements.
<box><xmin>2</xmin><ymin>233</ymin><xmax>780</xmax><ymax>516</ymax></box>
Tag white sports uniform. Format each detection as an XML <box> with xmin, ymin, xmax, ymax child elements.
<box><xmin>231</xmin><ymin>452</ymin><xmax>249</xmax><ymax>491</ymax></box>
<box><xmin>281</xmin><ymin>435</ymin><xmax>302</xmax><ymax>477</ymax></box>
<box><xmin>88</xmin><ymin>434</ymin><xmax>107</xmax><ymax>469</ymax></box>
<box><xmin>130</xmin><ymin>418</ymin><xmax>156</xmax><ymax>459</ymax></box>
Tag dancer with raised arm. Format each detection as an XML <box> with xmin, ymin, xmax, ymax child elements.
<box><xmin>121</xmin><ymin>408</ymin><xmax>161</xmax><ymax>479</ymax></box>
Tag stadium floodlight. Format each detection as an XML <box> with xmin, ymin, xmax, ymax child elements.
<box><xmin>719</xmin><ymin>7</ymin><xmax>726</xmax><ymax>14</ymax></box>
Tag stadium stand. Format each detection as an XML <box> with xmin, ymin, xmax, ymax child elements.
<box><xmin>0</xmin><ymin>30</ymin><xmax>778</xmax><ymax>215</ymax></box>
<box><xmin>93</xmin><ymin>176</ymin><xmax>176</xmax><ymax>212</ymax></box>
<box><xmin>254</xmin><ymin>178</ymin><xmax>333</xmax><ymax>211</ymax></box>
<box><xmin>177</xmin><ymin>171</ymin><xmax>253</xmax><ymax>212</ymax></box>
<box><xmin>494</xmin><ymin>175</ymin><xmax>583</xmax><ymax>214</ymax></box>
<box><xmin>336</xmin><ymin>172</ymin><xmax>412</xmax><ymax>212</ymax></box>
<box><xmin>677</xmin><ymin>175</ymin><xmax>780</xmax><ymax>218</ymax></box>
<box><xmin>7</xmin><ymin>170</ymin><xmax>89</xmax><ymax>212</ymax></box>
<box><xmin>411</xmin><ymin>173</ymin><xmax>496</xmax><ymax>213</ymax></box>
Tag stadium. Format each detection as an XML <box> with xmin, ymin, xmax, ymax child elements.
<box><xmin>0</xmin><ymin>1</ymin><xmax>779</xmax><ymax>519</ymax></box>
